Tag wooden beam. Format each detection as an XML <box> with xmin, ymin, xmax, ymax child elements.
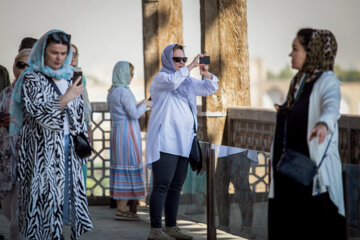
<box><xmin>200</xmin><ymin>0</ymin><xmax>250</xmax><ymax>145</ymax></box>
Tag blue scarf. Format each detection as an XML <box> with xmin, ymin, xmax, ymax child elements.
<box><xmin>111</xmin><ymin>61</ymin><xmax>136</xmax><ymax>103</ymax></box>
<box><xmin>9</xmin><ymin>29</ymin><xmax>74</xmax><ymax>136</ymax></box>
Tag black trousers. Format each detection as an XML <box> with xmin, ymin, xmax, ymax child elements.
<box><xmin>268</xmin><ymin>174</ymin><xmax>346</xmax><ymax>240</ymax></box>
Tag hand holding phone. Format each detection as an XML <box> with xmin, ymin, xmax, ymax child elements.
<box><xmin>72</xmin><ymin>71</ymin><xmax>83</xmax><ymax>86</ymax></box>
<box><xmin>199</xmin><ymin>56</ymin><xmax>210</xmax><ymax>65</ymax></box>
<box><xmin>72</xmin><ymin>67</ymin><xmax>83</xmax><ymax>86</ymax></box>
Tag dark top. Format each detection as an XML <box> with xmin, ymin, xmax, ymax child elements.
<box><xmin>286</xmin><ymin>80</ymin><xmax>316</xmax><ymax>156</ymax></box>
<box><xmin>272</xmin><ymin>79</ymin><xmax>317</xmax><ymax>196</ymax></box>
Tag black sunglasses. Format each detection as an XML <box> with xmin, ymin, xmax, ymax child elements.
<box><xmin>16</xmin><ymin>61</ymin><xmax>29</xmax><ymax>69</ymax></box>
<box><xmin>172</xmin><ymin>57</ymin><xmax>188</xmax><ymax>63</ymax></box>
<box><xmin>49</xmin><ymin>32</ymin><xmax>71</xmax><ymax>44</ymax></box>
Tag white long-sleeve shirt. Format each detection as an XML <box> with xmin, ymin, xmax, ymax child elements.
<box><xmin>146</xmin><ymin>67</ymin><xmax>218</xmax><ymax>169</ymax></box>
<box><xmin>107</xmin><ymin>87</ymin><xmax>146</xmax><ymax>126</ymax></box>
<box><xmin>269</xmin><ymin>71</ymin><xmax>345</xmax><ymax>216</ymax></box>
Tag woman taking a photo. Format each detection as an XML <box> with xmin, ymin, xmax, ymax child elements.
<box><xmin>10</xmin><ymin>29</ymin><xmax>92</xmax><ymax>240</ymax></box>
<box><xmin>107</xmin><ymin>61</ymin><xmax>151</xmax><ymax>220</ymax></box>
<box><xmin>146</xmin><ymin>44</ymin><xmax>218</xmax><ymax>240</ymax></box>
<box><xmin>268</xmin><ymin>28</ymin><xmax>346</xmax><ymax>239</ymax></box>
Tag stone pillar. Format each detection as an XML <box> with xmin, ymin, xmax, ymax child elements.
<box><xmin>142</xmin><ymin>0</ymin><xmax>183</xmax><ymax>98</ymax></box>
<box><xmin>200</xmin><ymin>0</ymin><xmax>250</xmax><ymax>145</ymax></box>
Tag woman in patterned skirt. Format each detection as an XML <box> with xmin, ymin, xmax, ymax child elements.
<box><xmin>107</xmin><ymin>61</ymin><xmax>151</xmax><ymax>220</ymax></box>
<box><xmin>9</xmin><ymin>30</ymin><xmax>92</xmax><ymax>240</ymax></box>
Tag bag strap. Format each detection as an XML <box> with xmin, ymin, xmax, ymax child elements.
<box><xmin>45</xmin><ymin>75</ymin><xmax>74</xmax><ymax>127</ymax></box>
<box><xmin>188</xmin><ymin>104</ymin><xmax>197</xmax><ymax>134</ymax></box>
<box><xmin>316</xmin><ymin>131</ymin><xmax>334</xmax><ymax>170</ymax></box>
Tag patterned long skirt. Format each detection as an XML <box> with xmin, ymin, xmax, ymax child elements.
<box><xmin>109</xmin><ymin>119</ymin><xmax>145</xmax><ymax>200</ymax></box>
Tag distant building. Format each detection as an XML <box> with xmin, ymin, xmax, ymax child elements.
<box><xmin>250</xmin><ymin>57</ymin><xmax>360</xmax><ymax>114</ymax></box>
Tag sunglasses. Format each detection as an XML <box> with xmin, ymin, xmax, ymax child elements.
<box><xmin>72</xmin><ymin>52</ymin><xmax>78</xmax><ymax>57</ymax></box>
<box><xmin>49</xmin><ymin>32</ymin><xmax>71</xmax><ymax>44</ymax></box>
<box><xmin>172</xmin><ymin>57</ymin><xmax>188</xmax><ymax>63</ymax></box>
<box><xmin>16</xmin><ymin>61</ymin><xmax>29</xmax><ymax>69</ymax></box>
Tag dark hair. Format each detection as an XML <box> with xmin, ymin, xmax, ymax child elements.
<box><xmin>296</xmin><ymin>28</ymin><xmax>315</xmax><ymax>52</ymax></box>
<box><xmin>173</xmin><ymin>44</ymin><xmax>184</xmax><ymax>52</ymax></box>
<box><xmin>46</xmin><ymin>32</ymin><xmax>71</xmax><ymax>51</ymax></box>
<box><xmin>19</xmin><ymin>37</ymin><xmax>37</xmax><ymax>52</ymax></box>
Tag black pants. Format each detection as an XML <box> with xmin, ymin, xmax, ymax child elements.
<box><xmin>268</xmin><ymin>177</ymin><xmax>346</xmax><ymax>240</ymax></box>
<box><xmin>149</xmin><ymin>152</ymin><xmax>189</xmax><ymax>228</ymax></box>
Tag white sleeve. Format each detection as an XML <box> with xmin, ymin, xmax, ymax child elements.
<box><xmin>192</xmin><ymin>73</ymin><xmax>219</xmax><ymax>96</ymax></box>
<box><xmin>119</xmin><ymin>89</ymin><xmax>147</xmax><ymax>120</ymax></box>
<box><xmin>318</xmin><ymin>75</ymin><xmax>341</xmax><ymax>133</ymax></box>
<box><xmin>150</xmin><ymin>67</ymin><xmax>190</xmax><ymax>95</ymax></box>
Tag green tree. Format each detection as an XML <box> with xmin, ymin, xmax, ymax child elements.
<box><xmin>267</xmin><ymin>71</ymin><xmax>277</xmax><ymax>79</ymax></box>
<box><xmin>334</xmin><ymin>65</ymin><xmax>360</xmax><ymax>82</ymax></box>
<box><xmin>278</xmin><ymin>65</ymin><xmax>293</xmax><ymax>79</ymax></box>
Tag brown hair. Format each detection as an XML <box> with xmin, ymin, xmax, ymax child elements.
<box><xmin>72</xmin><ymin>44</ymin><xmax>79</xmax><ymax>55</ymax></box>
<box><xmin>19</xmin><ymin>37</ymin><xmax>37</xmax><ymax>52</ymax></box>
<box><xmin>296</xmin><ymin>28</ymin><xmax>315</xmax><ymax>52</ymax></box>
<box><xmin>173</xmin><ymin>44</ymin><xmax>184</xmax><ymax>52</ymax></box>
<box><xmin>129</xmin><ymin>62</ymin><xmax>134</xmax><ymax>76</ymax></box>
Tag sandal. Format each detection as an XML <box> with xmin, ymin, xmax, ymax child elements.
<box><xmin>115</xmin><ymin>210</ymin><xmax>140</xmax><ymax>221</ymax></box>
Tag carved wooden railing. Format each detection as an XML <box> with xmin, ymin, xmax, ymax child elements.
<box><xmin>86</xmin><ymin>103</ymin><xmax>360</xmax><ymax>201</ymax></box>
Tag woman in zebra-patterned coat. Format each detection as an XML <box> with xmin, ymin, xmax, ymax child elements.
<box><xmin>10</xmin><ymin>30</ymin><xmax>93</xmax><ymax>239</ymax></box>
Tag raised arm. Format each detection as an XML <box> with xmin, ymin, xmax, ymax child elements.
<box><xmin>193</xmin><ymin>74</ymin><xmax>219</xmax><ymax>97</ymax></box>
<box><xmin>150</xmin><ymin>67</ymin><xmax>190</xmax><ymax>93</ymax></box>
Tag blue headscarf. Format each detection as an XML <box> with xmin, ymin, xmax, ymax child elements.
<box><xmin>9</xmin><ymin>29</ymin><xmax>74</xmax><ymax>136</ymax></box>
<box><xmin>111</xmin><ymin>61</ymin><xmax>136</xmax><ymax>103</ymax></box>
<box><xmin>160</xmin><ymin>44</ymin><xmax>196</xmax><ymax>112</ymax></box>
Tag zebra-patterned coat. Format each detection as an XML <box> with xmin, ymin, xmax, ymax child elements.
<box><xmin>18</xmin><ymin>71</ymin><xmax>93</xmax><ymax>240</ymax></box>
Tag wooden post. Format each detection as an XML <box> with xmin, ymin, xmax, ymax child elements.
<box><xmin>200</xmin><ymin>0</ymin><xmax>250</xmax><ymax>145</ymax></box>
<box><xmin>142</xmin><ymin>0</ymin><xmax>183</xmax><ymax>98</ymax></box>
<box><xmin>142</xmin><ymin>0</ymin><xmax>160</xmax><ymax>99</ymax></box>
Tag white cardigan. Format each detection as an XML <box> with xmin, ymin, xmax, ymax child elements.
<box><xmin>269</xmin><ymin>71</ymin><xmax>345</xmax><ymax>216</ymax></box>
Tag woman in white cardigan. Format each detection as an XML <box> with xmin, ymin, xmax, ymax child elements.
<box><xmin>268</xmin><ymin>28</ymin><xmax>346</xmax><ymax>239</ymax></box>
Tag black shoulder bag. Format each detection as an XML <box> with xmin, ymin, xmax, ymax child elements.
<box><xmin>276</xmin><ymin>115</ymin><xmax>334</xmax><ymax>187</ymax></box>
<box><xmin>46</xmin><ymin>76</ymin><xmax>93</xmax><ymax>159</ymax></box>
<box><xmin>188</xmin><ymin>106</ymin><xmax>202</xmax><ymax>174</ymax></box>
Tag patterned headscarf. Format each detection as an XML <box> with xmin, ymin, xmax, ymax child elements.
<box><xmin>160</xmin><ymin>44</ymin><xmax>196</xmax><ymax>112</ymax></box>
<box><xmin>9</xmin><ymin>29</ymin><xmax>74</xmax><ymax>136</ymax></box>
<box><xmin>285</xmin><ymin>29</ymin><xmax>337</xmax><ymax>108</ymax></box>
<box><xmin>111</xmin><ymin>61</ymin><xmax>136</xmax><ymax>103</ymax></box>
<box><xmin>0</xmin><ymin>65</ymin><xmax>10</xmax><ymax>93</ymax></box>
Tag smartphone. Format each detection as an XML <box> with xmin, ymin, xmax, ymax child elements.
<box><xmin>199</xmin><ymin>56</ymin><xmax>210</xmax><ymax>64</ymax></box>
<box><xmin>0</xmin><ymin>111</ymin><xmax>10</xmax><ymax>121</ymax></box>
<box><xmin>72</xmin><ymin>71</ymin><xmax>83</xmax><ymax>86</ymax></box>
